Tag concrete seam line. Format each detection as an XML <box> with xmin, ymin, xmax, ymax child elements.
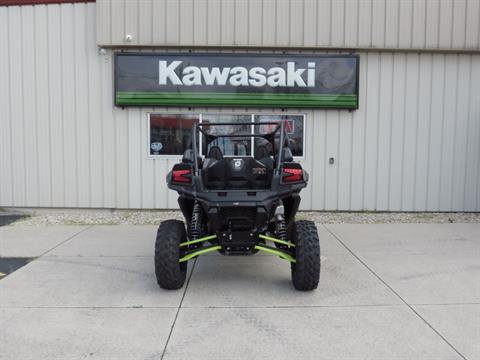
<box><xmin>322</xmin><ymin>224</ymin><xmax>468</xmax><ymax>360</ymax></box>
<box><xmin>2</xmin><ymin>303</ymin><xmax>479</xmax><ymax>310</ymax></box>
<box><xmin>38</xmin><ymin>225</ymin><xmax>95</xmax><ymax>258</ymax></box>
<box><xmin>0</xmin><ymin>305</ymin><xmax>183</xmax><ymax>309</ymax></box>
<box><xmin>160</xmin><ymin>257</ymin><xmax>197</xmax><ymax>360</ymax></box>
<box><xmin>0</xmin><ymin>304</ymin><xmax>413</xmax><ymax>310</ymax></box>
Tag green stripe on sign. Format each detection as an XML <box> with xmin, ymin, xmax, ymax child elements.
<box><xmin>117</xmin><ymin>91</ymin><xmax>356</xmax><ymax>99</ymax></box>
<box><xmin>115</xmin><ymin>91</ymin><xmax>358</xmax><ymax>108</ymax></box>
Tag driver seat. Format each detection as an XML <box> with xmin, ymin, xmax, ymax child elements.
<box><xmin>203</xmin><ymin>146</ymin><xmax>223</xmax><ymax>169</ymax></box>
<box><xmin>255</xmin><ymin>145</ymin><xmax>274</xmax><ymax>169</ymax></box>
<box><xmin>202</xmin><ymin>146</ymin><xmax>226</xmax><ymax>189</ymax></box>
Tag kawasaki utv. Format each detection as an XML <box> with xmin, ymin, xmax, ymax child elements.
<box><xmin>154</xmin><ymin>120</ymin><xmax>320</xmax><ymax>291</ymax></box>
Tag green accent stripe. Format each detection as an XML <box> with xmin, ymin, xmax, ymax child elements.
<box><xmin>116</xmin><ymin>91</ymin><xmax>357</xmax><ymax>108</ymax></box>
<box><xmin>179</xmin><ymin>245</ymin><xmax>221</xmax><ymax>263</ymax></box>
<box><xmin>180</xmin><ymin>234</ymin><xmax>217</xmax><ymax>247</ymax></box>
<box><xmin>258</xmin><ymin>234</ymin><xmax>295</xmax><ymax>248</ymax></box>
<box><xmin>118</xmin><ymin>91</ymin><xmax>356</xmax><ymax>99</ymax></box>
<box><xmin>254</xmin><ymin>245</ymin><xmax>296</xmax><ymax>263</ymax></box>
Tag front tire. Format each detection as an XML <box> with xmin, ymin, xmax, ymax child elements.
<box><xmin>154</xmin><ymin>220</ymin><xmax>188</xmax><ymax>290</ymax></box>
<box><xmin>291</xmin><ymin>220</ymin><xmax>320</xmax><ymax>291</ymax></box>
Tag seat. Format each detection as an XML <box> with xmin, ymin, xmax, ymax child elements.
<box><xmin>207</xmin><ymin>146</ymin><xmax>223</xmax><ymax>160</ymax></box>
<box><xmin>275</xmin><ymin>147</ymin><xmax>294</xmax><ymax>165</ymax></box>
<box><xmin>254</xmin><ymin>145</ymin><xmax>274</xmax><ymax>169</ymax></box>
<box><xmin>202</xmin><ymin>146</ymin><xmax>223</xmax><ymax>169</ymax></box>
<box><xmin>202</xmin><ymin>146</ymin><xmax>226</xmax><ymax>189</ymax></box>
<box><xmin>182</xmin><ymin>149</ymin><xmax>202</xmax><ymax>168</ymax></box>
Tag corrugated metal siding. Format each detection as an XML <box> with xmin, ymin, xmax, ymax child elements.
<box><xmin>0</xmin><ymin>3</ymin><xmax>480</xmax><ymax>211</ymax></box>
<box><xmin>96</xmin><ymin>0</ymin><xmax>480</xmax><ymax>51</ymax></box>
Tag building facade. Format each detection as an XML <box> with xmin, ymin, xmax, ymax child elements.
<box><xmin>0</xmin><ymin>0</ymin><xmax>479</xmax><ymax>211</ymax></box>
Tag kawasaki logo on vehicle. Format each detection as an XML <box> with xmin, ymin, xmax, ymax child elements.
<box><xmin>115</xmin><ymin>53</ymin><xmax>359</xmax><ymax>109</ymax></box>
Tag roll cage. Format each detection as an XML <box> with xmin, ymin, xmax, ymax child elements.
<box><xmin>191</xmin><ymin>120</ymin><xmax>290</xmax><ymax>175</ymax></box>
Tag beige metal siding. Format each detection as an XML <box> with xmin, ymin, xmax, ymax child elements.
<box><xmin>96</xmin><ymin>0</ymin><xmax>480</xmax><ymax>51</ymax></box>
<box><xmin>0</xmin><ymin>3</ymin><xmax>480</xmax><ymax>211</ymax></box>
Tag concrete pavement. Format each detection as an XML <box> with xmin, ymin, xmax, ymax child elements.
<box><xmin>0</xmin><ymin>222</ymin><xmax>479</xmax><ymax>359</ymax></box>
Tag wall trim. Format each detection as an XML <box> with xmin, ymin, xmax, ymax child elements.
<box><xmin>0</xmin><ymin>0</ymin><xmax>94</xmax><ymax>6</ymax></box>
<box><xmin>101</xmin><ymin>45</ymin><xmax>480</xmax><ymax>56</ymax></box>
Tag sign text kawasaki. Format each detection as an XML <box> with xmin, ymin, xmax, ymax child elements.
<box><xmin>159</xmin><ymin>61</ymin><xmax>316</xmax><ymax>88</ymax></box>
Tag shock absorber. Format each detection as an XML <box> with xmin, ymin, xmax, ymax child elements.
<box><xmin>275</xmin><ymin>203</ymin><xmax>287</xmax><ymax>241</ymax></box>
<box><xmin>190</xmin><ymin>201</ymin><xmax>203</xmax><ymax>240</ymax></box>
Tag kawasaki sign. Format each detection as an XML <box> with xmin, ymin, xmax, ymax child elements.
<box><xmin>114</xmin><ymin>53</ymin><xmax>359</xmax><ymax>109</ymax></box>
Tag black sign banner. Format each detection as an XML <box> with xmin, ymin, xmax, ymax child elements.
<box><xmin>115</xmin><ymin>53</ymin><xmax>359</xmax><ymax>109</ymax></box>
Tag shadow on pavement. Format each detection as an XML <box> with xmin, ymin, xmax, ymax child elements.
<box><xmin>0</xmin><ymin>257</ymin><xmax>33</xmax><ymax>279</ymax></box>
